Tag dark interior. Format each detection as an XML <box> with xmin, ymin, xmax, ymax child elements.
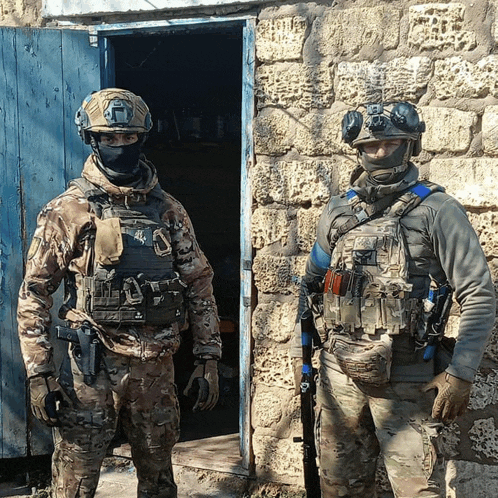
<box><xmin>112</xmin><ymin>27</ymin><xmax>242</xmax><ymax>440</ymax></box>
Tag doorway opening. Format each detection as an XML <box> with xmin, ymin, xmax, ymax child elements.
<box><xmin>111</xmin><ymin>27</ymin><xmax>242</xmax><ymax>444</ymax></box>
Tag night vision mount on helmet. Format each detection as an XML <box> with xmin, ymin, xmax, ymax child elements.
<box><xmin>342</xmin><ymin>102</ymin><xmax>425</xmax><ymax>156</ymax></box>
<box><xmin>75</xmin><ymin>88</ymin><xmax>153</xmax><ymax>145</ymax></box>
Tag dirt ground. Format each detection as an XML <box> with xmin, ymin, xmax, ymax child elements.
<box><xmin>0</xmin><ymin>455</ymin><xmax>308</xmax><ymax>498</ymax></box>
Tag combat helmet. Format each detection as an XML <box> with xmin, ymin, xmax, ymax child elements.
<box><xmin>75</xmin><ymin>88</ymin><xmax>153</xmax><ymax>144</ymax></box>
<box><xmin>341</xmin><ymin>102</ymin><xmax>425</xmax><ymax>183</ymax></box>
<box><xmin>342</xmin><ymin>101</ymin><xmax>425</xmax><ymax>155</ymax></box>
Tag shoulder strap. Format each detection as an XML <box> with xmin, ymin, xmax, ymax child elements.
<box><xmin>389</xmin><ymin>180</ymin><xmax>444</xmax><ymax>217</ymax></box>
<box><xmin>331</xmin><ymin>181</ymin><xmax>442</xmax><ymax>247</ymax></box>
<box><xmin>69</xmin><ymin>177</ymin><xmax>109</xmax><ymax>218</ymax></box>
<box><xmin>69</xmin><ymin>178</ymin><xmax>169</xmax><ymax>219</ymax></box>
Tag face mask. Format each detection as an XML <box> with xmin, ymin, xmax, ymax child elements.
<box><xmin>360</xmin><ymin>141</ymin><xmax>412</xmax><ymax>184</ymax></box>
<box><xmin>96</xmin><ymin>141</ymin><xmax>142</xmax><ymax>185</ymax></box>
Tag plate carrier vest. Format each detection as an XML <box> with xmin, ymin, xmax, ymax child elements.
<box><xmin>71</xmin><ymin>177</ymin><xmax>186</xmax><ymax>326</ymax></box>
<box><xmin>323</xmin><ymin>181</ymin><xmax>442</xmax><ymax>336</ymax></box>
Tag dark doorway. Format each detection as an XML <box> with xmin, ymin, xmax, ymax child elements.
<box><xmin>112</xmin><ymin>28</ymin><xmax>242</xmax><ymax>441</ymax></box>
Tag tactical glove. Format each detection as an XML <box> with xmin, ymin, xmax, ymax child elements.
<box><xmin>423</xmin><ymin>372</ymin><xmax>472</xmax><ymax>424</ymax></box>
<box><xmin>29</xmin><ymin>374</ymin><xmax>69</xmax><ymax>427</ymax></box>
<box><xmin>184</xmin><ymin>360</ymin><xmax>219</xmax><ymax>412</ymax></box>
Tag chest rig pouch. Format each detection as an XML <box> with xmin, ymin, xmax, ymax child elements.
<box><xmin>323</xmin><ymin>182</ymin><xmax>441</xmax><ymax>385</ymax></box>
<box><xmin>72</xmin><ymin>178</ymin><xmax>186</xmax><ymax>326</ymax></box>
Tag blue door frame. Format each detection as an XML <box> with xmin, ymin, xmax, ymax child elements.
<box><xmin>93</xmin><ymin>17</ymin><xmax>255</xmax><ymax>472</ymax></box>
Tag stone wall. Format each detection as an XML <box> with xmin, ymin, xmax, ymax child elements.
<box><xmin>0</xmin><ymin>0</ymin><xmax>42</xmax><ymax>26</ymax></box>
<box><xmin>3</xmin><ymin>0</ymin><xmax>498</xmax><ymax>495</ymax></box>
<box><xmin>251</xmin><ymin>1</ymin><xmax>498</xmax><ymax>495</ymax></box>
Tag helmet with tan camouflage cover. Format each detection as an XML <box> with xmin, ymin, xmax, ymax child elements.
<box><xmin>75</xmin><ymin>88</ymin><xmax>153</xmax><ymax>144</ymax></box>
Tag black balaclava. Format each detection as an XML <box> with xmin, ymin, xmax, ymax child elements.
<box><xmin>91</xmin><ymin>135</ymin><xmax>143</xmax><ymax>186</ymax></box>
<box><xmin>359</xmin><ymin>140</ymin><xmax>413</xmax><ymax>185</ymax></box>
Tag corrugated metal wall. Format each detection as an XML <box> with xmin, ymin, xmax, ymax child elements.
<box><xmin>0</xmin><ymin>27</ymin><xmax>99</xmax><ymax>457</ymax></box>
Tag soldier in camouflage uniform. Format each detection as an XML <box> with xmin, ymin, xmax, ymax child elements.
<box><xmin>293</xmin><ymin>102</ymin><xmax>496</xmax><ymax>497</ymax></box>
<box><xmin>17</xmin><ymin>88</ymin><xmax>222</xmax><ymax>498</ymax></box>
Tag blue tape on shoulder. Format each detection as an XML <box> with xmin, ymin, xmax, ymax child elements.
<box><xmin>310</xmin><ymin>242</ymin><xmax>330</xmax><ymax>270</ymax></box>
<box><xmin>410</xmin><ymin>183</ymin><xmax>431</xmax><ymax>199</ymax></box>
<box><xmin>346</xmin><ymin>189</ymin><xmax>358</xmax><ymax>200</ymax></box>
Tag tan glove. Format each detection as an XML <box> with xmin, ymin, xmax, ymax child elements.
<box><xmin>423</xmin><ymin>372</ymin><xmax>472</xmax><ymax>424</ymax></box>
<box><xmin>292</xmin><ymin>357</ymin><xmax>302</xmax><ymax>396</ymax></box>
<box><xmin>183</xmin><ymin>360</ymin><xmax>219</xmax><ymax>411</ymax></box>
<box><xmin>29</xmin><ymin>375</ymin><xmax>70</xmax><ymax>426</ymax></box>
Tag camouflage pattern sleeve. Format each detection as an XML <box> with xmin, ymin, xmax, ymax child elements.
<box><xmin>163</xmin><ymin>193</ymin><xmax>222</xmax><ymax>360</ymax></box>
<box><xmin>17</xmin><ymin>189</ymin><xmax>92</xmax><ymax>378</ymax></box>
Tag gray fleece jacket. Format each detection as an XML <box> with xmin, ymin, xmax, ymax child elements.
<box><xmin>295</xmin><ymin>164</ymin><xmax>496</xmax><ymax>382</ymax></box>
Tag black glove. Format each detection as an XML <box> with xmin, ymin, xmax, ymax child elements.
<box><xmin>29</xmin><ymin>375</ymin><xmax>69</xmax><ymax>426</ymax></box>
<box><xmin>183</xmin><ymin>360</ymin><xmax>219</xmax><ymax>411</ymax></box>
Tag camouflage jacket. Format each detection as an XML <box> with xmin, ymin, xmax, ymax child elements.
<box><xmin>18</xmin><ymin>154</ymin><xmax>221</xmax><ymax>378</ymax></box>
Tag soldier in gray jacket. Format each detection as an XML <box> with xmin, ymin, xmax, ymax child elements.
<box><xmin>293</xmin><ymin>102</ymin><xmax>496</xmax><ymax>497</ymax></box>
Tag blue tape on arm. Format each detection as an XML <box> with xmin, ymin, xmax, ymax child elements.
<box><xmin>310</xmin><ymin>242</ymin><xmax>330</xmax><ymax>271</ymax></box>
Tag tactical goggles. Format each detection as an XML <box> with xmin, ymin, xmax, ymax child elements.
<box><xmin>342</xmin><ymin>102</ymin><xmax>425</xmax><ymax>145</ymax></box>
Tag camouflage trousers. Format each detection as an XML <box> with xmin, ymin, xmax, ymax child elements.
<box><xmin>316</xmin><ymin>349</ymin><xmax>444</xmax><ymax>498</ymax></box>
<box><xmin>53</xmin><ymin>348</ymin><xmax>180</xmax><ymax>498</ymax></box>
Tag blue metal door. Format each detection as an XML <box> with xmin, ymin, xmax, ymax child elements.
<box><xmin>0</xmin><ymin>27</ymin><xmax>100</xmax><ymax>457</ymax></box>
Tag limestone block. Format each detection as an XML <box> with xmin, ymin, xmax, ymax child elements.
<box><xmin>311</xmin><ymin>5</ymin><xmax>400</xmax><ymax>57</ymax></box>
<box><xmin>433</xmin><ymin>55</ymin><xmax>498</xmax><ymax>100</ymax></box>
<box><xmin>252</xmin><ymin>343</ymin><xmax>294</xmax><ymax>389</ymax></box>
<box><xmin>252</xmin><ymin>254</ymin><xmax>306</xmax><ymax>295</ymax></box>
<box><xmin>296</xmin><ymin>207</ymin><xmax>322</xmax><ymax>253</ymax></box>
<box><xmin>438</xmin><ymin>424</ymin><xmax>461</xmax><ymax>459</ymax></box>
<box><xmin>335</xmin><ymin>57</ymin><xmax>433</xmax><ymax>106</ymax></box>
<box><xmin>469</xmin><ymin>370</ymin><xmax>498</xmax><ymax>411</ymax></box>
<box><xmin>469</xmin><ymin>418</ymin><xmax>498</xmax><ymax>461</ymax></box>
<box><xmin>483</xmin><ymin>310</ymin><xmax>498</xmax><ymax>363</ymax></box>
<box><xmin>252</xmin><ymin>301</ymin><xmax>299</xmax><ymax>343</ymax></box>
<box><xmin>428</xmin><ymin>158</ymin><xmax>498</xmax><ymax>207</ymax></box>
<box><xmin>408</xmin><ymin>3</ymin><xmax>476</xmax><ymax>51</ymax></box>
<box><xmin>294</xmin><ymin>112</ymin><xmax>350</xmax><ymax>155</ymax></box>
<box><xmin>252</xmin><ymin>159</ymin><xmax>338</xmax><ymax>206</ymax></box>
<box><xmin>256</xmin><ymin>16</ymin><xmax>308</xmax><ymax>62</ymax></box>
<box><xmin>0</xmin><ymin>0</ymin><xmax>41</xmax><ymax>27</ymax></box>
<box><xmin>493</xmin><ymin>0</ymin><xmax>498</xmax><ymax>45</ymax></box>
<box><xmin>446</xmin><ymin>460</ymin><xmax>498</xmax><ymax>496</ymax></box>
<box><xmin>254</xmin><ymin>109</ymin><xmax>294</xmax><ymax>156</ymax></box>
<box><xmin>482</xmin><ymin>105</ymin><xmax>498</xmax><ymax>155</ymax></box>
<box><xmin>444</xmin><ymin>315</ymin><xmax>460</xmax><ymax>340</ymax></box>
<box><xmin>253</xmin><ymin>433</ymin><xmax>303</xmax><ymax>479</ymax></box>
<box><xmin>255</xmin><ymin>63</ymin><xmax>333</xmax><ymax>109</ymax></box>
<box><xmin>252</xmin><ymin>207</ymin><xmax>291</xmax><ymax>249</ymax></box>
<box><xmin>252</xmin><ymin>387</ymin><xmax>300</xmax><ymax>436</ymax></box>
<box><xmin>420</xmin><ymin>106</ymin><xmax>476</xmax><ymax>153</ymax></box>
<box><xmin>467</xmin><ymin>212</ymin><xmax>498</xmax><ymax>258</ymax></box>
<box><xmin>252</xmin><ymin>388</ymin><xmax>284</xmax><ymax>428</ymax></box>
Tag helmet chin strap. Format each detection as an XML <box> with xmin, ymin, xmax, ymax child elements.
<box><xmin>360</xmin><ymin>141</ymin><xmax>414</xmax><ymax>184</ymax></box>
